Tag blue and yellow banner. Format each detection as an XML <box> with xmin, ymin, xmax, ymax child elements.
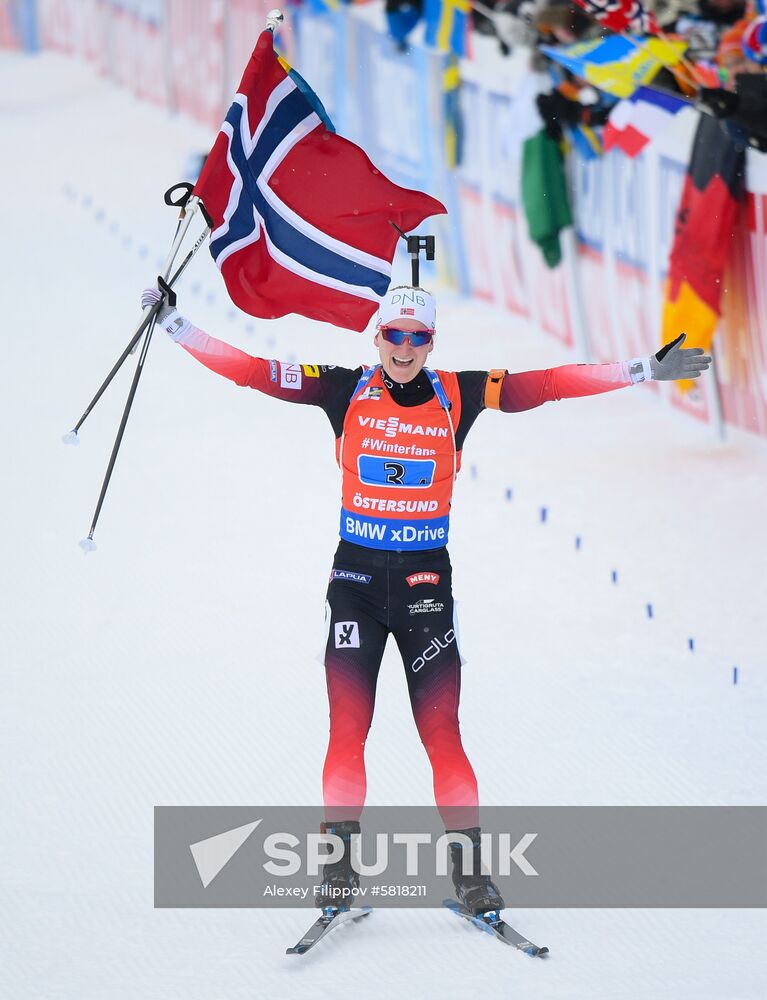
<box><xmin>304</xmin><ymin>0</ymin><xmax>343</xmax><ymax>12</ymax></box>
<box><xmin>540</xmin><ymin>35</ymin><xmax>687</xmax><ymax>99</ymax></box>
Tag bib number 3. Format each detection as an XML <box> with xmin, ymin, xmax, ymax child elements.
<box><xmin>384</xmin><ymin>462</ymin><xmax>406</xmax><ymax>485</ymax></box>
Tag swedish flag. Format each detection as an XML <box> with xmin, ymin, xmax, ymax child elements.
<box><xmin>424</xmin><ymin>0</ymin><xmax>471</xmax><ymax>58</ymax></box>
<box><xmin>443</xmin><ymin>58</ymin><xmax>463</xmax><ymax>168</ymax></box>
<box><xmin>569</xmin><ymin>124</ymin><xmax>603</xmax><ymax>160</ymax></box>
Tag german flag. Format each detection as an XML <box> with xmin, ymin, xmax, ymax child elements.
<box><xmin>661</xmin><ymin>114</ymin><xmax>745</xmax><ymax>391</ymax></box>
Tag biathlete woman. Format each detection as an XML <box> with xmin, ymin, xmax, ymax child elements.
<box><xmin>143</xmin><ymin>282</ymin><xmax>710</xmax><ymax>915</ymax></box>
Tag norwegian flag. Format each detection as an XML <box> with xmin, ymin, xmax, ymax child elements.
<box><xmin>193</xmin><ymin>31</ymin><xmax>446</xmax><ymax>332</ymax></box>
<box><xmin>571</xmin><ymin>0</ymin><xmax>660</xmax><ymax>35</ymax></box>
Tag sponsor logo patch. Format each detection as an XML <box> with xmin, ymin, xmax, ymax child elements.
<box><xmin>320</xmin><ymin>365</ymin><xmax>337</xmax><ymax>372</ymax></box>
<box><xmin>280</xmin><ymin>363</ymin><xmax>302</xmax><ymax>390</ymax></box>
<box><xmin>358</xmin><ymin>386</ymin><xmax>383</xmax><ymax>401</ymax></box>
<box><xmin>357</xmin><ymin>415</ymin><xmax>448</xmax><ymax>440</ymax></box>
<box><xmin>269</xmin><ymin>360</ymin><xmax>278</xmax><ymax>383</ymax></box>
<box><xmin>343</xmin><ymin>515</ymin><xmax>447</xmax><ymax>547</ymax></box>
<box><xmin>334</xmin><ymin>622</ymin><xmax>360</xmax><ymax>648</ymax></box>
<box><xmin>401</xmin><ymin>307</ymin><xmax>415</xmax><ymax>315</ymax></box>
<box><xmin>391</xmin><ymin>290</ymin><xmax>427</xmax><ymax>308</ymax></box>
<box><xmin>411</xmin><ymin>630</ymin><xmax>456</xmax><ymax>672</ymax></box>
<box><xmin>408</xmin><ymin>599</ymin><xmax>445</xmax><ymax>615</ymax></box>
<box><xmin>302</xmin><ymin>364</ymin><xmax>320</xmax><ymax>377</ymax></box>
<box><xmin>406</xmin><ymin>572</ymin><xmax>441</xmax><ymax>587</ymax></box>
<box><xmin>330</xmin><ymin>569</ymin><xmax>372</xmax><ymax>585</ymax></box>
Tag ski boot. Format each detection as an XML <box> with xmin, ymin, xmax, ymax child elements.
<box><xmin>447</xmin><ymin>826</ymin><xmax>505</xmax><ymax>916</ymax></box>
<box><xmin>314</xmin><ymin>819</ymin><xmax>360</xmax><ymax>911</ymax></box>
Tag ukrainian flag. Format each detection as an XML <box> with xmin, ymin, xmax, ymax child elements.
<box><xmin>425</xmin><ymin>0</ymin><xmax>471</xmax><ymax>58</ymax></box>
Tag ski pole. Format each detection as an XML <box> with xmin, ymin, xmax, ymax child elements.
<box><xmin>62</xmin><ymin>300</ymin><xmax>165</xmax><ymax>445</ymax></box>
<box><xmin>165</xmin><ymin>217</ymin><xmax>212</xmax><ymax>291</ymax></box>
<box><xmin>63</xmin><ymin>188</ymin><xmax>204</xmax><ymax>444</ymax></box>
<box><xmin>79</xmin><ymin>316</ymin><xmax>159</xmax><ymax>552</ymax></box>
<box><xmin>77</xmin><ymin>218</ymin><xmax>211</xmax><ymax>551</ymax></box>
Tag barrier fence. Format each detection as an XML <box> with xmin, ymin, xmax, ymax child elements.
<box><xmin>5</xmin><ymin>0</ymin><xmax>766</xmax><ymax>437</ymax></box>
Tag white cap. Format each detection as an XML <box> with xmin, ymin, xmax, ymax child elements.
<box><xmin>376</xmin><ymin>285</ymin><xmax>436</xmax><ymax>331</ymax></box>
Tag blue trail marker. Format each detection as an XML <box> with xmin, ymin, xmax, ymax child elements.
<box><xmin>540</xmin><ymin>507</ymin><xmax>547</xmax><ymax>523</ymax></box>
<box><xmin>575</xmin><ymin>536</ymin><xmax>581</xmax><ymax>550</ymax></box>
<box><xmin>733</xmin><ymin>667</ymin><xmax>738</xmax><ymax>685</ymax></box>
<box><xmin>611</xmin><ymin>570</ymin><xmax>618</xmax><ymax>584</ymax></box>
<box><xmin>688</xmin><ymin>638</ymin><xmax>695</xmax><ymax>652</ymax></box>
<box><xmin>646</xmin><ymin>603</ymin><xmax>654</xmax><ymax>619</ymax></box>
<box><xmin>505</xmin><ymin>488</ymin><xmax>513</xmax><ymax>501</ymax></box>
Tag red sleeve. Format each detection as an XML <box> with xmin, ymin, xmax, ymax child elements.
<box><xmin>172</xmin><ymin>321</ymin><xmax>341</xmax><ymax>406</ymax></box>
<box><xmin>499</xmin><ymin>362</ymin><xmax>633</xmax><ymax>413</ymax></box>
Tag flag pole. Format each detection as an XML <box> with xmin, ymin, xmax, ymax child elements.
<box><xmin>266</xmin><ymin>8</ymin><xmax>284</xmax><ymax>33</ymax></box>
<box><xmin>63</xmin><ymin>187</ymin><xmax>205</xmax><ymax>445</ymax></box>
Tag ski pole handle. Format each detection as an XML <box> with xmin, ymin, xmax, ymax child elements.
<box><xmin>163</xmin><ymin>182</ymin><xmax>194</xmax><ymax>210</ymax></box>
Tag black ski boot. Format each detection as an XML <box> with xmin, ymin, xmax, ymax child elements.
<box><xmin>447</xmin><ymin>826</ymin><xmax>505</xmax><ymax>915</ymax></box>
<box><xmin>314</xmin><ymin>820</ymin><xmax>360</xmax><ymax>910</ymax></box>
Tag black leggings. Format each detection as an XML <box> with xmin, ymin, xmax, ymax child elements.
<box><xmin>322</xmin><ymin>540</ymin><xmax>479</xmax><ymax>828</ymax></box>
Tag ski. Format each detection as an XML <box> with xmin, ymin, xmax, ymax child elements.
<box><xmin>443</xmin><ymin>899</ymin><xmax>548</xmax><ymax>957</ymax></box>
<box><xmin>286</xmin><ymin>906</ymin><xmax>373</xmax><ymax>955</ymax></box>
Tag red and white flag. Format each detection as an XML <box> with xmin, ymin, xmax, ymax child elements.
<box><xmin>603</xmin><ymin>86</ymin><xmax>689</xmax><ymax>158</ymax></box>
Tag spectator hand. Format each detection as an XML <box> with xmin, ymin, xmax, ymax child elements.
<box><xmin>650</xmin><ymin>333</ymin><xmax>712</xmax><ymax>380</ymax></box>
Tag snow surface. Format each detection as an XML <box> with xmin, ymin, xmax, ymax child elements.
<box><xmin>1</xmin><ymin>51</ymin><xmax>766</xmax><ymax>1000</ymax></box>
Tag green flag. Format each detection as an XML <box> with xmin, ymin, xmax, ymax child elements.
<box><xmin>521</xmin><ymin>129</ymin><xmax>573</xmax><ymax>269</ymax></box>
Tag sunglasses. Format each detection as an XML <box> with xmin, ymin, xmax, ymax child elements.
<box><xmin>379</xmin><ymin>327</ymin><xmax>434</xmax><ymax>348</ymax></box>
